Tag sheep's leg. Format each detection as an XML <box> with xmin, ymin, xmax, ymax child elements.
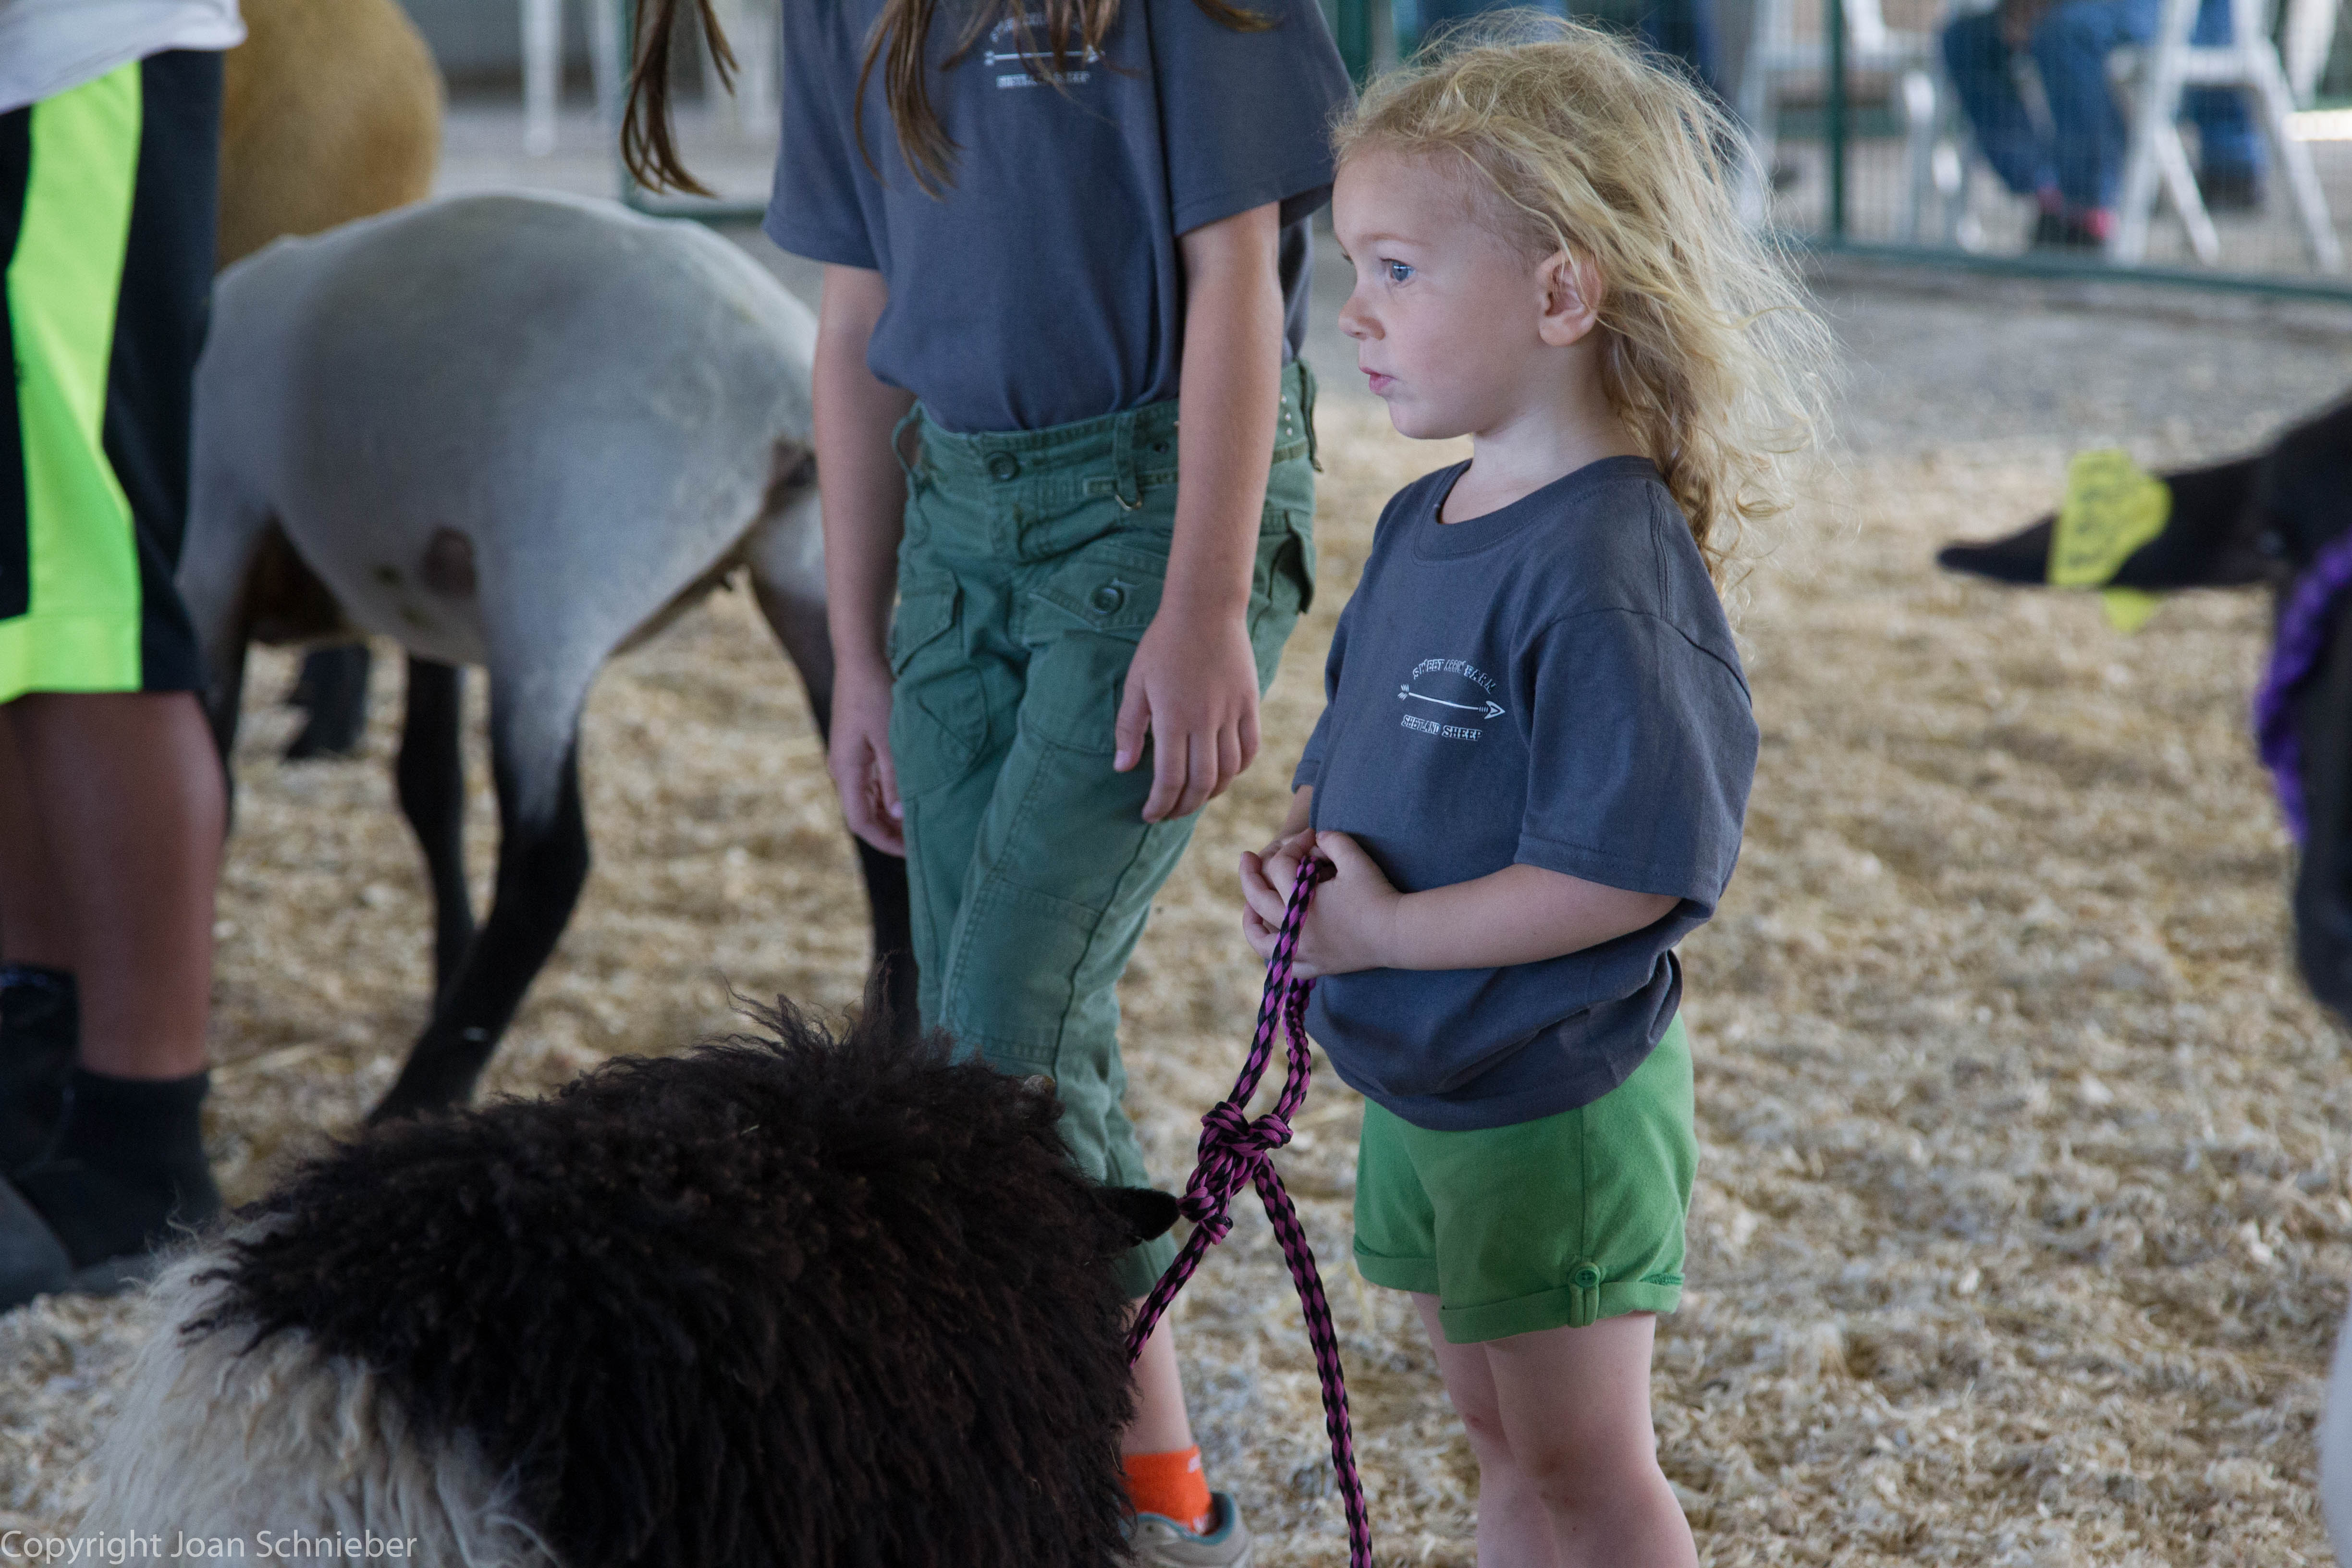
<box><xmin>747</xmin><ymin>489</ymin><xmax>918</xmax><ymax>1034</ymax></box>
<box><xmin>368</xmin><ymin>709</ymin><xmax>588</xmax><ymax>1124</ymax></box>
<box><xmin>283</xmin><ymin>644</ymin><xmax>373</xmax><ymax>761</ymax></box>
<box><xmin>396</xmin><ymin>657</ymin><xmax>473</xmax><ymax>1003</ymax></box>
<box><xmin>205</xmin><ymin>631</ymin><xmax>251</xmax><ymax>778</ymax></box>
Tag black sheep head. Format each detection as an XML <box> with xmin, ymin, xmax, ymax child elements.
<box><xmin>186</xmin><ymin>992</ymin><xmax>1179</xmax><ymax>1568</ymax></box>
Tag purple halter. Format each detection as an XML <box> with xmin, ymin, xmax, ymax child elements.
<box><xmin>2253</xmin><ymin>531</ymin><xmax>2352</xmax><ymax>842</ymax></box>
<box><xmin>1127</xmin><ymin>858</ymin><xmax>1373</xmax><ymax>1568</ymax></box>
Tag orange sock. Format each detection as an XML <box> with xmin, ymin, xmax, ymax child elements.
<box><xmin>1124</xmin><ymin>1446</ymin><xmax>1214</xmax><ymax>1534</ymax></box>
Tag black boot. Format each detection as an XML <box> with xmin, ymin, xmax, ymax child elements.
<box><xmin>0</xmin><ymin>965</ymin><xmax>77</xmax><ymax>1173</ymax></box>
<box><xmin>1</xmin><ymin>1067</ymin><xmax>221</xmax><ymax>1309</ymax></box>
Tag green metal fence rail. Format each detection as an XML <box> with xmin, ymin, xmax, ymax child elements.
<box><xmin>610</xmin><ymin>0</ymin><xmax>2352</xmax><ymax>303</ymax></box>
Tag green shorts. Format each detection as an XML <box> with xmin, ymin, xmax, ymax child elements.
<box><xmin>1352</xmin><ymin>1015</ymin><xmax>1696</xmax><ymax>1344</ymax></box>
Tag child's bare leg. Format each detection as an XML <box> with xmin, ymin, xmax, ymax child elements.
<box><xmin>1413</xmin><ymin>1294</ymin><xmax>1559</xmax><ymax>1567</ymax></box>
<box><xmin>1483</xmin><ymin>1311</ymin><xmax>1693</xmax><ymax>1568</ymax></box>
<box><xmin>1123</xmin><ymin>1309</ymin><xmax>1197</xmax><ymax>1453</ymax></box>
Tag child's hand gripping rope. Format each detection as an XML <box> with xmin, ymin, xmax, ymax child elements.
<box><xmin>1127</xmin><ymin>853</ymin><xmax>1374</xmax><ymax>1568</ymax></box>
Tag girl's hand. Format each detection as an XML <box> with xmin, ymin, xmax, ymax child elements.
<box><xmin>1237</xmin><ymin>835</ymin><xmax>1307</xmax><ymax>952</ymax></box>
<box><xmin>826</xmin><ymin>656</ymin><xmax>904</xmax><ymax>856</ymax></box>
<box><xmin>1115</xmin><ymin>601</ymin><xmax>1261</xmax><ymax>821</ymax></box>
<box><xmin>1239</xmin><ymin>830</ymin><xmax>1398</xmax><ymax>979</ymax></box>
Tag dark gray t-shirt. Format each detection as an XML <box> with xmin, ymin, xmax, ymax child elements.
<box><xmin>764</xmin><ymin>0</ymin><xmax>1352</xmax><ymax>434</ymax></box>
<box><xmin>1293</xmin><ymin>457</ymin><xmax>1758</xmax><ymax>1131</ymax></box>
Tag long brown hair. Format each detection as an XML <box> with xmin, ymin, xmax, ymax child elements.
<box><xmin>624</xmin><ymin>0</ymin><xmax>739</xmax><ymax>197</ymax></box>
<box><xmin>625</xmin><ymin>0</ymin><xmax>1267</xmax><ymax>198</ymax></box>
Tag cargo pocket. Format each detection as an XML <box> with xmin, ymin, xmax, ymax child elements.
<box><xmin>1246</xmin><ymin>509</ymin><xmax>1315</xmax><ymax>688</ymax></box>
<box><xmin>1021</xmin><ymin>544</ymin><xmax>1167</xmax><ymax>755</ymax></box>
<box><xmin>887</xmin><ymin>583</ymin><xmax>988</xmax><ymax>796</ymax></box>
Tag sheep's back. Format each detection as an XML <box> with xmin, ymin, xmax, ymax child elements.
<box><xmin>169</xmin><ymin>1019</ymin><xmax>1142</xmax><ymax>1568</ymax></box>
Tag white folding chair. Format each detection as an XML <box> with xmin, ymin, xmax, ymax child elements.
<box><xmin>1740</xmin><ymin>0</ymin><xmax>1948</xmax><ymax>236</ymax></box>
<box><xmin>2108</xmin><ymin>0</ymin><xmax>2343</xmax><ymax>269</ymax></box>
<box><xmin>523</xmin><ymin>0</ymin><xmax>625</xmax><ymax>156</ymax></box>
<box><xmin>2281</xmin><ymin>0</ymin><xmax>2341</xmax><ymax>104</ymax></box>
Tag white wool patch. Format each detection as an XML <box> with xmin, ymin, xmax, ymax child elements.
<box><xmin>81</xmin><ymin>1240</ymin><xmax>558</xmax><ymax>1568</ymax></box>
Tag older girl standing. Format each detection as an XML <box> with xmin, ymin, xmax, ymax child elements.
<box><xmin>632</xmin><ymin>0</ymin><xmax>1349</xmax><ymax>1559</ymax></box>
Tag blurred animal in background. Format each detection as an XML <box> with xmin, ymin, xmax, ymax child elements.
<box><xmin>219</xmin><ymin>0</ymin><xmax>441</xmax><ymax>270</ymax></box>
<box><xmin>82</xmin><ymin>996</ymin><xmax>1177</xmax><ymax>1568</ymax></box>
<box><xmin>1937</xmin><ymin>394</ymin><xmax>2349</xmax><ymax>999</ymax></box>
<box><xmin>1937</xmin><ymin>395</ymin><xmax>2352</xmax><ymax>1554</ymax></box>
<box><xmin>182</xmin><ymin>192</ymin><xmax>914</xmax><ymax>1124</ymax></box>
<box><xmin>220</xmin><ymin>0</ymin><xmax>445</xmax><ymax>760</ymax></box>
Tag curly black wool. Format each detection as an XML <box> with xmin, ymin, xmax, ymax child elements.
<box><xmin>189</xmin><ymin>995</ymin><xmax>1177</xmax><ymax>1568</ymax></box>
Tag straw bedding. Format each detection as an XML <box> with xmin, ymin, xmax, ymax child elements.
<box><xmin>7</xmin><ymin>281</ymin><xmax>2352</xmax><ymax>1566</ymax></box>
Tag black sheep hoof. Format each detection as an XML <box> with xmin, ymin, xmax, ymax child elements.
<box><xmin>284</xmin><ymin>645</ymin><xmax>373</xmax><ymax>761</ymax></box>
<box><xmin>368</xmin><ymin>1036</ymin><xmax>493</xmax><ymax>1126</ymax></box>
<box><xmin>1936</xmin><ymin>516</ymin><xmax>2055</xmax><ymax>585</ymax></box>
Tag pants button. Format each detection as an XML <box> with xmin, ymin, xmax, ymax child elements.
<box><xmin>1090</xmin><ymin>582</ymin><xmax>1127</xmax><ymax>614</ymax></box>
<box><xmin>987</xmin><ymin>452</ymin><xmax>1021</xmax><ymax>481</ymax></box>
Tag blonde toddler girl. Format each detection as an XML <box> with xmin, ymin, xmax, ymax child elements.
<box><xmin>1240</xmin><ymin>24</ymin><xmax>1829</xmax><ymax>1565</ymax></box>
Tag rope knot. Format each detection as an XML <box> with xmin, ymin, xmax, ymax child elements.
<box><xmin>1176</xmin><ymin>1102</ymin><xmax>1293</xmax><ymax>1241</ymax></box>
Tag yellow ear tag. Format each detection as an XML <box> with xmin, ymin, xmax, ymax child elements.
<box><xmin>2049</xmin><ymin>449</ymin><xmax>2171</xmax><ymax>634</ymax></box>
<box><xmin>2099</xmin><ymin>587</ymin><xmax>2163</xmax><ymax>633</ymax></box>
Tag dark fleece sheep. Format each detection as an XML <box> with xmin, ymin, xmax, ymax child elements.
<box><xmin>83</xmin><ymin>997</ymin><xmax>1179</xmax><ymax>1568</ymax></box>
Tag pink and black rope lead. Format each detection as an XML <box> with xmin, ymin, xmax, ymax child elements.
<box><xmin>1127</xmin><ymin>856</ymin><xmax>1374</xmax><ymax>1568</ymax></box>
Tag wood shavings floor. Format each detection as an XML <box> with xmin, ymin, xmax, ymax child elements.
<box><xmin>9</xmin><ymin>274</ymin><xmax>2352</xmax><ymax>1567</ymax></box>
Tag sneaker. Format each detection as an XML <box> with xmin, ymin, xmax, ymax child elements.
<box><xmin>1128</xmin><ymin>1492</ymin><xmax>1253</xmax><ymax>1568</ymax></box>
<box><xmin>0</xmin><ymin>1068</ymin><xmax>221</xmax><ymax>1312</ymax></box>
<box><xmin>0</xmin><ymin>1152</ymin><xmax>222</xmax><ymax>1311</ymax></box>
<box><xmin>2030</xmin><ymin>208</ymin><xmax>2110</xmax><ymax>250</ymax></box>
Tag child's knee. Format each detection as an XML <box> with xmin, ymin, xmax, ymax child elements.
<box><xmin>1517</xmin><ymin>1427</ymin><xmax>1663</xmax><ymax>1516</ymax></box>
<box><xmin>1454</xmin><ymin>1396</ymin><xmax>1513</xmax><ymax>1458</ymax></box>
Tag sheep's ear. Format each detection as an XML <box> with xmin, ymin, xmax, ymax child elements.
<box><xmin>1098</xmin><ymin>1186</ymin><xmax>1180</xmax><ymax>1244</ymax></box>
<box><xmin>1937</xmin><ymin>453</ymin><xmax>2271</xmax><ymax>591</ymax></box>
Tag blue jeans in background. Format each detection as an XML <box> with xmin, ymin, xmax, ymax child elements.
<box><xmin>1941</xmin><ymin>0</ymin><xmax>2263</xmax><ymax>212</ymax></box>
<box><xmin>1409</xmin><ymin>0</ymin><xmax>1721</xmax><ymax>94</ymax></box>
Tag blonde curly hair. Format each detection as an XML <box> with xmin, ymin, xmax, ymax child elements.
<box><xmin>1336</xmin><ymin>18</ymin><xmax>1834</xmax><ymax>576</ymax></box>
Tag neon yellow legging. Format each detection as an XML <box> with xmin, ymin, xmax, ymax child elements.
<box><xmin>0</xmin><ymin>62</ymin><xmax>147</xmax><ymax>700</ymax></box>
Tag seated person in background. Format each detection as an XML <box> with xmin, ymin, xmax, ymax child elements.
<box><xmin>1942</xmin><ymin>0</ymin><xmax>2265</xmax><ymax>248</ymax></box>
<box><xmin>1412</xmin><ymin>0</ymin><xmax>1722</xmax><ymax>96</ymax></box>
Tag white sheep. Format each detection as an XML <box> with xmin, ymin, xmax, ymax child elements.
<box><xmin>185</xmin><ymin>192</ymin><xmax>910</xmax><ymax>1123</ymax></box>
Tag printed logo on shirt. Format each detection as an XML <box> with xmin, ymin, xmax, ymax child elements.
<box><xmin>985</xmin><ymin>14</ymin><xmax>1099</xmax><ymax>86</ymax></box>
<box><xmin>1397</xmin><ymin>658</ymin><xmax>1503</xmax><ymax>741</ymax></box>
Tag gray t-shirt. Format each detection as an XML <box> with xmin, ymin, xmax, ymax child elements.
<box><xmin>764</xmin><ymin>0</ymin><xmax>1352</xmax><ymax>434</ymax></box>
<box><xmin>1292</xmin><ymin>457</ymin><xmax>1758</xmax><ymax>1131</ymax></box>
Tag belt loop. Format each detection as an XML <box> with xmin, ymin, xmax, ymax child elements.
<box><xmin>891</xmin><ymin>405</ymin><xmax>927</xmax><ymax>493</ymax></box>
<box><xmin>1298</xmin><ymin>361</ymin><xmax>1321</xmax><ymax>474</ymax></box>
<box><xmin>1568</xmin><ymin>1260</ymin><xmax>1601</xmax><ymax>1328</ymax></box>
<box><xmin>1110</xmin><ymin>408</ymin><xmax>1142</xmax><ymax>511</ymax></box>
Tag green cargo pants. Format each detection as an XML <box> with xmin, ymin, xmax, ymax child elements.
<box><xmin>889</xmin><ymin>362</ymin><xmax>1318</xmax><ymax>1297</ymax></box>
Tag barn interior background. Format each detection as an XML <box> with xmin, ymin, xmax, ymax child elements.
<box><xmin>10</xmin><ymin>2</ymin><xmax>2352</xmax><ymax>1562</ymax></box>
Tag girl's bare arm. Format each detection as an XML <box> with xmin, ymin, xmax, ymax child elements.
<box><xmin>1241</xmin><ymin>826</ymin><xmax>1676</xmax><ymax>978</ymax></box>
<box><xmin>1116</xmin><ymin>201</ymin><xmax>1285</xmax><ymax>822</ymax></box>
<box><xmin>814</xmin><ymin>263</ymin><xmax>917</xmax><ymax>855</ymax></box>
